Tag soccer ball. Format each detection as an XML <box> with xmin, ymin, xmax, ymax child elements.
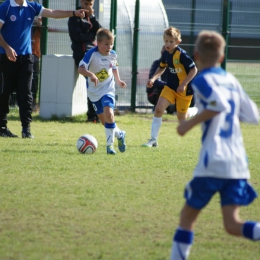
<box><xmin>76</xmin><ymin>134</ymin><xmax>98</xmax><ymax>154</ymax></box>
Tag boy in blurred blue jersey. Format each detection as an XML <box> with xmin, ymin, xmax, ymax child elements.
<box><xmin>170</xmin><ymin>30</ymin><xmax>260</xmax><ymax>260</ymax></box>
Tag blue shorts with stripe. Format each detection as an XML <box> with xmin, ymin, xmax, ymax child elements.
<box><xmin>92</xmin><ymin>94</ymin><xmax>115</xmax><ymax>114</ymax></box>
<box><xmin>184</xmin><ymin>177</ymin><xmax>258</xmax><ymax>210</ymax></box>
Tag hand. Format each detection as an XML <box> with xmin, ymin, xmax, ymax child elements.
<box><xmin>87</xmin><ymin>6</ymin><xmax>94</xmax><ymax>17</ymax></box>
<box><xmin>118</xmin><ymin>80</ymin><xmax>127</xmax><ymax>88</ymax></box>
<box><xmin>5</xmin><ymin>46</ymin><xmax>17</xmax><ymax>62</ymax></box>
<box><xmin>33</xmin><ymin>17</ymin><xmax>42</xmax><ymax>26</ymax></box>
<box><xmin>177</xmin><ymin>84</ymin><xmax>185</xmax><ymax>93</ymax></box>
<box><xmin>147</xmin><ymin>79</ymin><xmax>154</xmax><ymax>88</ymax></box>
<box><xmin>90</xmin><ymin>74</ymin><xmax>98</xmax><ymax>86</ymax></box>
<box><xmin>74</xmin><ymin>9</ymin><xmax>88</xmax><ymax>18</ymax></box>
<box><xmin>177</xmin><ymin>121</ymin><xmax>188</xmax><ymax>136</ymax></box>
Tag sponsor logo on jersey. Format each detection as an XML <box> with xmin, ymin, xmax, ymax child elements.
<box><xmin>10</xmin><ymin>15</ymin><xmax>16</xmax><ymax>22</ymax></box>
<box><xmin>169</xmin><ymin>67</ymin><xmax>183</xmax><ymax>74</ymax></box>
<box><xmin>95</xmin><ymin>68</ymin><xmax>109</xmax><ymax>82</ymax></box>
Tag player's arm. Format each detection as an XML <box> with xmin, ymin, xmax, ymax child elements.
<box><xmin>113</xmin><ymin>69</ymin><xmax>126</xmax><ymax>88</ymax></box>
<box><xmin>78</xmin><ymin>65</ymin><xmax>98</xmax><ymax>86</ymax></box>
<box><xmin>177</xmin><ymin>67</ymin><xmax>198</xmax><ymax>93</ymax></box>
<box><xmin>41</xmin><ymin>8</ymin><xmax>87</xmax><ymax>19</ymax></box>
<box><xmin>177</xmin><ymin>109</ymin><xmax>219</xmax><ymax>136</ymax></box>
<box><xmin>0</xmin><ymin>23</ymin><xmax>17</xmax><ymax>62</ymax></box>
<box><xmin>147</xmin><ymin>67</ymin><xmax>166</xmax><ymax>88</ymax></box>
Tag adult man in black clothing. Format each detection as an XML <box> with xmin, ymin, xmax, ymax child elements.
<box><xmin>68</xmin><ymin>0</ymin><xmax>101</xmax><ymax>123</ymax></box>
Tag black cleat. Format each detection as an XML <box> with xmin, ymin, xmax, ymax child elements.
<box><xmin>0</xmin><ymin>127</ymin><xmax>18</xmax><ymax>138</ymax></box>
<box><xmin>22</xmin><ymin>131</ymin><xmax>34</xmax><ymax>139</ymax></box>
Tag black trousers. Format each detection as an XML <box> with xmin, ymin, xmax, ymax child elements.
<box><xmin>0</xmin><ymin>54</ymin><xmax>33</xmax><ymax>129</ymax></box>
<box><xmin>32</xmin><ymin>54</ymin><xmax>40</xmax><ymax>107</ymax></box>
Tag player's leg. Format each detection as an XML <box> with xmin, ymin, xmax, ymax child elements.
<box><xmin>170</xmin><ymin>177</ymin><xmax>216</xmax><ymax>259</ymax></box>
<box><xmin>222</xmin><ymin>205</ymin><xmax>260</xmax><ymax>240</ymax></box>
<box><xmin>142</xmin><ymin>87</ymin><xmax>174</xmax><ymax>147</ymax></box>
<box><xmin>102</xmin><ymin>94</ymin><xmax>126</xmax><ymax>154</ymax></box>
<box><xmin>170</xmin><ymin>204</ymin><xmax>200</xmax><ymax>260</ymax></box>
<box><xmin>176</xmin><ymin>95</ymin><xmax>193</xmax><ymax>122</ymax></box>
<box><xmin>221</xmin><ymin>179</ymin><xmax>260</xmax><ymax>240</ymax></box>
<box><xmin>103</xmin><ymin>105</ymin><xmax>116</xmax><ymax>154</ymax></box>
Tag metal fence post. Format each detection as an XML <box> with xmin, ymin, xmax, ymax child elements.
<box><xmin>41</xmin><ymin>0</ymin><xmax>49</xmax><ymax>56</ymax></box>
<box><xmin>189</xmin><ymin>0</ymin><xmax>196</xmax><ymax>55</ymax></box>
<box><xmin>39</xmin><ymin>0</ymin><xmax>49</xmax><ymax>105</ymax></box>
<box><xmin>110</xmin><ymin>0</ymin><xmax>117</xmax><ymax>51</ymax></box>
<box><xmin>131</xmin><ymin>0</ymin><xmax>140</xmax><ymax>112</ymax></box>
<box><xmin>221</xmin><ymin>0</ymin><xmax>230</xmax><ymax>70</ymax></box>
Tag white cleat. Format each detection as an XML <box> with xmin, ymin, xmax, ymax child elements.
<box><xmin>142</xmin><ymin>138</ymin><xmax>158</xmax><ymax>147</ymax></box>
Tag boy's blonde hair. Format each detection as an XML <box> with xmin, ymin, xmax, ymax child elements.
<box><xmin>97</xmin><ymin>28</ymin><xmax>114</xmax><ymax>42</ymax></box>
<box><xmin>163</xmin><ymin>26</ymin><xmax>182</xmax><ymax>42</ymax></box>
<box><xmin>195</xmin><ymin>30</ymin><xmax>226</xmax><ymax>64</ymax></box>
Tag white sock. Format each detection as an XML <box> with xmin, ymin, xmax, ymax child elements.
<box><xmin>171</xmin><ymin>242</ymin><xmax>192</xmax><ymax>260</ymax></box>
<box><xmin>254</xmin><ymin>223</ymin><xmax>260</xmax><ymax>240</ymax></box>
<box><xmin>187</xmin><ymin>107</ymin><xmax>198</xmax><ymax>118</ymax></box>
<box><xmin>105</xmin><ymin>127</ymin><xmax>115</xmax><ymax>146</ymax></box>
<box><xmin>151</xmin><ymin>116</ymin><xmax>162</xmax><ymax>140</ymax></box>
<box><xmin>114</xmin><ymin>125</ymin><xmax>122</xmax><ymax>139</ymax></box>
<box><xmin>170</xmin><ymin>228</ymin><xmax>194</xmax><ymax>260</ymax></box>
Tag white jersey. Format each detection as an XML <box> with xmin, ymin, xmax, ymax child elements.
<box><xmin>192</xmin><ymin>67</ymin><xmax>259</xmax><ymax>179</ymax></box>
<box><xmin>79</xmin><ymin>46</ymin><xmax>118</xmax><ymax>102</ymax></box>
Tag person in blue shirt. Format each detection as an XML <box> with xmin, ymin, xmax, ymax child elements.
<box><xmin>0</xmin><ymin>0</ymin><xmax>87</xmax><ymax>138</ymax></box>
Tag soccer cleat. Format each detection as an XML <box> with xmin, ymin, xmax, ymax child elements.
<box><xmin>118</xmin><ymin>131</ymin><xmax>126</xmax><ymax>153</ymax></box>
<box><xmin>142</xmin><ymin>138</ymin><xmax>158</xmax><ymax>147</ymax></box>
<box><xmin>0</xmin><ymin>127</ymin><xmax>18</xmax><ymax>138</ymax></box>
<box><xmin>107</xmin><ymin>144</ymin><xmax>116</xmax><ymax>155</ymax></box>
<box><xmin>86</xmin><ymin>117</ymin><xmax>100</xmax><ymax>123</ymax></box>
<box><xmin>22</xmin><ymin>131</ymin><xmax>34</xmax><ymax>139</ymax></box>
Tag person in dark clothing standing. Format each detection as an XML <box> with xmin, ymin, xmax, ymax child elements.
<box><xmin>147</xmin><ymin>46</ymin><xmax>175</xmax><ymax>114</ymax></box>
<box><xmin>68</xmin><ymin>0</ymin><xmax>102</xmax><ymax>123</ymax></box>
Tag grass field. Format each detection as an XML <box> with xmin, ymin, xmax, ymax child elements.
<box><xmin>0</xmin><ymin>111</ymin><xmax>260</xmax><ymax>260</ymax></box>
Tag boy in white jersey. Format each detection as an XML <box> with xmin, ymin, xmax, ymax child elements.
<box><xmin>78</xmin><ymin>28</ymin><xmax>127</xmax><ymax>155</ymax></box>
<box><xmin>170</xmin><ymin>30</ymin><xmax>260</xmax><ymax>260</ymax></box>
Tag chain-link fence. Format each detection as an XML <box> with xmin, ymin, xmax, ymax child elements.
<box><xmin>2</xmin><ymin>0</ymin><xmax>260</xmax><ymax>112</ymax></box>
<box><xmin>44</xmin><ymin>0</ymin><xmax>260</xmax><ymax>110</ymax></box>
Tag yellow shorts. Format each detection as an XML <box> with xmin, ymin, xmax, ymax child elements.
<box><xmin>160</xmin><ymin>86</ymin><xmax>193</xmax><ymax>113</ymax></box>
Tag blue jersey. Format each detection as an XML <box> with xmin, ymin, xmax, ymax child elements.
<box><xmin>160</xmin><ymin>46</ymin><xmax>196</xmax><ymax>94</ymax></box>
<box><xmin>192</xmin><ymin>67</ymin><xmax>259</xmax><ymax>179</ymax></box>
<box><xmin>0</xmin><ymin>0</ymin><xmax>43</xmax><ymax>55</ymax></box>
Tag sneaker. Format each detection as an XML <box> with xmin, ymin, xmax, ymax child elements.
<box><xmin>142</xmin><ymin>138</ymin><xmax>158</xmax><ymax>147</ymax></box>
<box><xmin>22</xmin><ymin>131</ymin><xmax>34</xmax><ymax>139</ymax></box>
<box><xmin>0</xmin><ymin>127</ymin><xmax>18</xmax><ymax>138</ymax></box>
<box><xmin>117</xmin><ymin>131</ymin><xmax>126</xmax><ymax>153</ymax></box>
<box><xmin>86</xmin><ymin>117</ymin><xmax>100</xmax><ymax>123</ymax></box>
<box><xmin>107</xmin><ymin>144</ymin><xmax>116</xmax><ymax>155</ymax></box>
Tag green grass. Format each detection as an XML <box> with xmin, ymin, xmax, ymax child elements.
<box><xmin>0</xmin><ymin>111</ymin><xmax>260</xmax><ymax>260</ymax></box>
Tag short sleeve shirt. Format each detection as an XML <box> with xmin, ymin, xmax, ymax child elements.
<box><xmin>160</xmin><ymin>46</ymin><xmax>196</xmax><ymax>94</ymax></box>
<box><xmin>0</xmin><ymin>0</ymin><xmax>43</xmax><ymax>55</ymax></box>
<box><xmin>79</xmin><ymin>46</ymin><xmax>118</xmax><ymax>102</ymax></box>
